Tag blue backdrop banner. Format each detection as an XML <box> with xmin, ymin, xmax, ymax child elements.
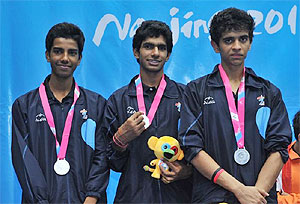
<box><xmin>1</xmin><ymin>0</ymin><xmax>299</xmax><ymax>203</ymax></box>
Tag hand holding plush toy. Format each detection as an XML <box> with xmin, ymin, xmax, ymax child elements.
<box><xmin>143</xmin><ymin>136</ymin><xmax>184</xmax><ymax>179</ymax></box>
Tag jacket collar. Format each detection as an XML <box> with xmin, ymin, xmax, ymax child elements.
<box><xmin>207</xmin><ymin>64</ymin><xmax>263</xmax><ymax>89</ymax></box>
<box><xmin>127</xmin><ymin>74</ymin><xmax>179</xmax><ymax>99</ymax></box>
<box><xmin>43</xmin><ymin>75</ymin><xmax>84</xmax><ymax>105</ymax></box>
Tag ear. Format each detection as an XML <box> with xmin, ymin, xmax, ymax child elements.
<box><xmin>248</xmin><ymin>42</ymin><xmax>252</xmax><ymax>51</ymax></box>
<box><xmin>133</xmin><ymin>48</ymin><xmax>140</xmax><ymax>61</ymax></box>
<box><xmin>177</xmin><ymin>149</ymin><xmax>184</xmax><ymax>160</ymax></box>
<box><xmin>165</xmin><ymin>52</ymin><xmax>171</xmax><ymax>62</ymax></box>
<box><xmin>211</xmin><ymin>40</ymin><xmax>220</xmax><ymax>53</ymax></box>
<box><xmin>77</xmin><ymin>55</ymin><xmax>82</xmax><ymax>66</ymax></box>
<box><xmin>45</xmin><ymin>51</ymin><xmax>50</xmax><ymax>62</ymax></box>
<box><xmin>148</xmin><ymin>136</ymin><xmax>158</xmax><ymax>150</ymax></box>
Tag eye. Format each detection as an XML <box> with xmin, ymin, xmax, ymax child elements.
<box><xmin>158</xmin><ymin>45</ymin><xmax>167</xmax><ymax>51</ymax></box>
<box><xmin>142</xmin><ymin>43</ymin><xmax>154</xmax><ymax>50</ymax></box>
<box><xmin>52</xmin><ymin>48</ymin><xmax>63</xmax><ymax>55</ymax></box>
<box><xmin>223</xmin><ymin>38</ymin><xmax>233</xmax><ymax>44</ymax></box>
<box><xmin>171</xmin><ymin>146</ymin><xmax>178</xmax><ymax>155</ymax></box>
<box><xmin>240</xmin><ymin>36</ymin><xmax>249</xmax><ymax>43</ymax></box>
<box><xmin>69</xmin><ymin>50</ymin><xmax>78</xmax><ymax>56</ymax></box>
<box><xmin>161</xmin><ymin>143</ymin><xmax>170</xmax><ymax>151</ymax></box>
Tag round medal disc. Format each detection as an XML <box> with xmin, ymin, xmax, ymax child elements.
<box><xmin>54</xmin><ymin>158</ymin><xmax>70</xmax><ymax>175</ymax></box>
<box><xmin>234</xmin><ymin>148</ymin><xmax>250</xmax><ymax>165</ymax></box>
<box><xmin>142</xmin><ymin>114</ymin><xmax>150</xmax><ymax>129</ymax></box>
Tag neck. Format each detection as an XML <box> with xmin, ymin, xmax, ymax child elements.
<box><xmin>140</xmin><ymin>69</ymin><xmax>164</xmax><ymax>88</ymax></box>
<box><xmin>48</xmin><ymin>75</ymin><xmax>73</xmax><ymax>102</ymax></box>
<box><xmin>294</xmin><ymin>140</ymin><xmax>300</xmax><ymax>155</ymax></box>
<box><xmin>221</xmin><ymin>63</ymin><xmax>244</xmax><ymax>93</ymax></box>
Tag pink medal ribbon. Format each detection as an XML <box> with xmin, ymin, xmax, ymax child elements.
<box><xmin>135</xmin><ymin>74</ymin><xmax>167</xmax><ymax>128</ymax></box>
<box><xmin>39</xmin><ymin>82</ymin><xmax>80</xmax><ymax>174</ymax></box>
<box><xmin>219</xmin><ymin>64</ymin><xmax>250</xmax><ymax>165</ymax></box>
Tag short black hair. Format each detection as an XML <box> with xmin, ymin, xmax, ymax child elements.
<box><xmin>293</xmin><ymin>111</ymin><xmax>300</xmax><ymax>141</ymax></box>
<box><xmin>133</xmin><ymin>20</ymin><xmax>173</xmax><ymax>54</ymax></box>
<box><xmin>209</xmin><ymin>7</ymin><xmax>255</xmax><ymax>46</ymax></box>
<box><xmin>46</xmin><ymin>22</ymin><xmax>85</xmax><ymax>57</ymax></box>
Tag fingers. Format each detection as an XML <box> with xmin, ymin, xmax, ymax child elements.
<box><xmin>131</xmin><ymin>112</ymin><xmax>146</xmax><ymax>129</ymax></box>
<box><xmin>161</xmin><ymin>176</ymin><xmax>171</xmax><ymax>184</ymax></box>
<box><xmin>160</xmin><ymin>165</ymin><xmax>176</xmax><ymax>177</ymax></box>
<box><xmin>164</xmin><ymin>160</ymin><xmax>180</xmax><ymax>170</ymax></box>
<box><xmin>257</xmin><ymin>188</ymin><xmax>269</xmax><ymax>198</ymax></box>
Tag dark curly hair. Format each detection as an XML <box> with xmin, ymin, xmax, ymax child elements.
<box><xmin>209</xmin><ymin>8</ymin><xmax>255</xmax><ymax>46</ymax></box>
<box><xmin>133</xmin><ymin>20</ymin><xmax>173</xmax><ymax>56</ymax></box>
<box><xmin>293</xmin><ymin>111</ymin><xmax>300</xmax><ymax>141</ymax></box>
<box><xmin>46</xmin><ymin>22</ymin><xmax>85</xmax><ymax>58</ymax></box>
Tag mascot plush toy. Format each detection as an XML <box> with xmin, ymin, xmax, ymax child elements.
<box><xmin>143</xmin><ymin>136</ymin><xmax>184</xmax><ymax>179</ymax></box>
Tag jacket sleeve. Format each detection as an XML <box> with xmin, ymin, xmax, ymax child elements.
<box><xmin>179</xmin><ymin>81</ymin><xmax>205</xmax><ymax>162</ymax></box>
<box><xmin>11</xmin><ymin>99</ymin><xmax>49</xmax><ymax>203</ymax></box>
<box><xmin>264</xmin><ymin>87</ymin><xmax>292</xmax><ymax>163</ymax></box>
<box><xmin>85</xmin><ymin>97</ymin><xmax>110</xmax><ymax>202</ymax></box>
<box><xmin>104</xmin><ymin>95</ymin><xmax>129</xmax><ymax>172</ymax></box>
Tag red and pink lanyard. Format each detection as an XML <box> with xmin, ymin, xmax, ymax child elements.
<box><xmin>39</xmin><ymin>82</ymin><xmax>80</xmax><ymax>160</ymax></box>
<box><xmin>219</xmin><ymin>64</ymin><xmax>245</xmax><ymax>148</ymax></box>
<box><xmin>135</xmin><ymin>74</ymin><xmax>166</xmax><ymax>125</ymax></box>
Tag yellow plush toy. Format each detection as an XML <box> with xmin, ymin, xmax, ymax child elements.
<box><xmin>143</xmin><ymin>136</ymin><xmax>184</xmax><ymax>179</ymax></box>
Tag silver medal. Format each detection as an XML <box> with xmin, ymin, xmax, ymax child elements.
<box><xmin>142</xmin><ymin>114</ymin><xmax>150</xmax><ymax>129</ymax></box>
<box><xmin>234</xmin><ymin>148</ymin><xmax>250</xmax><ymax>165</ymax></box>
<box><xmin>54</xmin><ymin>158</ymin><xmax>70</xmax><ymax>175</ymax></box>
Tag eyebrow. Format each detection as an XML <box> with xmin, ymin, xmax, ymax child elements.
<box><xmin>52</xmin><ymin>47</ymin><xmax>78</xmax><ymax>51</ymax></box>
<box><xmin>142</xmin><ymin>42</ymin><xmax>167</xmax><ymax>46</ymax></box>
<box><xmin>223</xmin><ymin>34</ymin><xmax>249</xmax><ymax>39</ymax></box>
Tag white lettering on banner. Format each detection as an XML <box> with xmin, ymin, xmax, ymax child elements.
<box><xmin>288</xmin><ymin>5</ymin><xmax>297</xmax><ymax>34</ymax></box>
<box><xmin>93</xmin><ymin>6</ymin><xmax>298</xmax><ymax>47</ymax></box>
<box><xmin>265</xmin><ymin>9</ymin><xmax>284</xmax><ymax>34</ymax></box>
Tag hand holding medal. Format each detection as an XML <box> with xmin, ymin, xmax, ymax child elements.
<box><xmin>115</xmin><ymin>112</ymin><xmax>147</xmax><ymax>146</ymax></box>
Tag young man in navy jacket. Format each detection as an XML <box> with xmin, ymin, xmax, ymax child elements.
<box><xmin>12</xmin><ymin>22</ymin><xmax>108</xmax><ymax>203</ymax></box>
<box><xmin>87</xmin><ymin>20</ymin><xmax>192</xmax><ymax>203</ymax></box>
<box><xmin>179</xmin><ymin>8</ymin><xmax>291</xmax><ymax>203</ymax></box>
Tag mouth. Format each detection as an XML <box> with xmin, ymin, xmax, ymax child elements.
<box><xmin>163</xmin><ymin>152</ymin><xmax>174</xmax><ymax>160</ymax></box>
<box><xmin>231</xmin><ymin>54</ymin><xmax>243</xmax><ymax>59</ymax></box>
<box><xmin>147</xmin><ymin>59</ymin><xmax>161</xmax><ymax>66</ymax></box>
<box><xmin>57</xmin><ymin>65</ymin><xmax>71</xmax><ymax>70</ymax></box>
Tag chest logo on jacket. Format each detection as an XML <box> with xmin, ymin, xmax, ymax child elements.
<box><xmin>175</xmin><ymin>102</ymin><xmax>181</xmax><ymax>112</ymax></box>
<box><xmin>127</xmin><ymin>106</ymin><xmax>136</xmax><ymax>115</ymax></box>
<box><xmin>257</xmin><ymin>95</ymin><xmax>265</xmax><ymax>106</ymax></box>
<box><xmin>203</xmin><ymin>96</ymin><xmax>215</xmax><ymax>105</ymax></box>
<box><xmin>80</xmin><ymin>109</ymin><xmax>88</xmax><ymax>120</ymax></box>
<box><xmin>35</xmin><ymin>113</ymin><xmax>46</xmax><ymax>122</ymax></box>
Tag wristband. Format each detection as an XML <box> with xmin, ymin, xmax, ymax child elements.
<box><xmin>113</xmin><ymin>133</ymin><xmax>128</xmax><ymax>149</ymax></box>
<box><xmin>213</xmin><ymin>168</ymin><xmax>224</xmax><ymax>183</ymax></box>
<box><xmin>211</xmin><ymin>167</ymin><xmax>224</xmax><ymax>183</ymax></box>
<box><xmin>117</xmin><ymin>128</ymin><xmax>127</xmax><ymax>144</ymax></box>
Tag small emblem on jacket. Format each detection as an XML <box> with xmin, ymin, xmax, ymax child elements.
<box><xmin>257</xmin><ymin>95</ymin><xmax>265</xmax><ymax>106</ymax></box>
<box><xmin>35</xmin><ymin>113</ymin><xmax>46</xmax><ymax>122</ymax></box>
<box><xmin>203</xmin><ymin>96</ymin><xmax>215</xmax><ymax>105</ymax></box>
<box><xmin>80</xmin><ymin>109</ymin><xmax>88</xmax><ymax>119</ymax></box>
<box><xmin>175</xmin><ymin>102</ymin><xmax>181</xmax><ymax>112</ymax></box>
<box><xmin>127</xmin><ymin>106</ymin><xmax>136</xmax><ymax>115</ymax></box>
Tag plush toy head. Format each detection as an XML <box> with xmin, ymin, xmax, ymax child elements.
<box><xmin>148</xmin><ymin>136</ymin><xmax>184</xmax><ymax>162</ymax></box>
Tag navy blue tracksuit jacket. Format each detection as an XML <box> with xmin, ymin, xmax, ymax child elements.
<box><xmin>12</xmin><ymin>76</ymin><xmax>108</xmax><ymax>203</ymax></box>
<box><xmin>104</xmin><ymin>75</ymin><xmax>192</xmax><ymax>203</ymax></box>
<box><xmin>179</xmin><ymin>65</ymin><xmax>292</xmax><ymax>203</ymax></box>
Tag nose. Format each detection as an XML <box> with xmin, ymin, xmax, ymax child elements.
<box><xmin>151</xmin><ymin>46</ymin><xmax>159</xmax><ymax>56</ymax></box>
<box><xmin>232</xmin><ymin>40</ymin><xmax>241</xmax><ymax>50</ymax></box>
<box><xmin>61</xmin><ymin>51</ymin><xmax>70</xmax><ymax>63</ymax></box>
